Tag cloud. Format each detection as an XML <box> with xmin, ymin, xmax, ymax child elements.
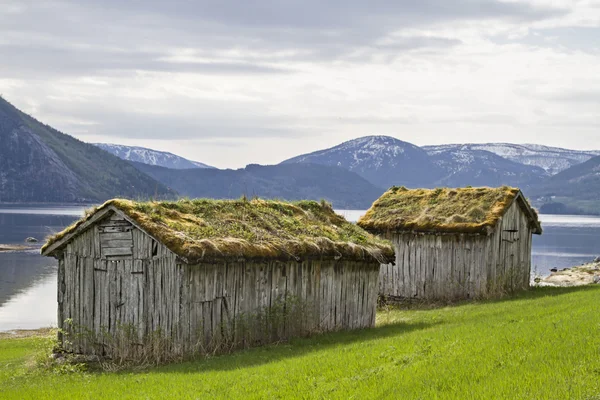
<box><xmin>546</xmin><ymin>89</ymin><xmax>600</xmax><ymax>104</ymax></box>
<box><xmin>0</xmin><ymin>0</ymin><xmax>567</xmax><ymax>70</ymax></box>
<box><xmin>0</xmin><ymin>46</ymin><xmax>292</xmax><ymax>79</ymax></box>
<box><xmin>1</xmin><ymin>0</ymin><xmax>599</xmax><ymax>169</ymax></box>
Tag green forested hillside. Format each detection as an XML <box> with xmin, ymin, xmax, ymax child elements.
<box><xmin>0</xmin><ymin>97</ymin><xmax>173</xmax><ymax>203</ymax></box>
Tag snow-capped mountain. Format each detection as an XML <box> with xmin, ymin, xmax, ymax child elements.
<box><xmin>281</xmin><ymin>136</ymin><xmax>444</xmax><ymax>189</ymax></box>
<box><xmin>431</xmin><ymin>148</ymin><xmax>548</xmax><ymax>188</ymax></box>
<box><xmin>424</xmin><ymin>143</ymin><xmax>600</xmax><ymax>175</ymax></box>
<box><xmin>94</xmin><ymin>143</ymin><xmax>213</xmax><ymax>169</ymax></box>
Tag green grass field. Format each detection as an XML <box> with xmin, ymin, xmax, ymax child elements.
<box><xmin>1</xmin><ymin>286</ymin><xmax>600</xmax><ymax>399</ymax></box>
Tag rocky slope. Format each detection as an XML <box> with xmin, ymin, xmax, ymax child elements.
<box><xmin>430</xmin><ymin>148</ymin><xmax>548</xmax><ymax>188</ymax></box>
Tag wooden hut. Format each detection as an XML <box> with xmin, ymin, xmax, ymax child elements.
<box><xmin>41</xmin><ymin>198</ymin><xmax>392</xmax><ymax>360</ymax></box>
<box><xmin>357</xmin><ymin>187</ymin><xmax>542</xmax><ymax>301</ymax></box>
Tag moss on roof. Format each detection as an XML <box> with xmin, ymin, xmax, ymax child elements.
<box><xmin>357</xmin><ymin>186</ymin><xmax>541</xmax><ymax>235</ymax></box>
<box><xmin>42</xmin><ymin>198</ymin><xmax>394</xmax><ymax>264</ymax></box>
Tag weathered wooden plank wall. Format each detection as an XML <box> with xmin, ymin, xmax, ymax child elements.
<box><xmin>175</xmin><ymin>259</ymin><xmax>379</xmax><ymax>355</ymax></box>
<box><xmin>57</xmin><ymin>211</ymin><xmax>381</xmax><ymax>359</ymax></box>
<box><xmin>380</xmin><ymin>201</ymin><xmax>533</xmax><ymax>301</ymax></box>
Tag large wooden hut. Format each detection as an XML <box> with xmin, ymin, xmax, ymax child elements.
<box><xmin>358</xmin><ymin>187</ymin><xmax>542</xmax><ymax>300</ymax></box>
<box><xmin>42</xmin><ymin>198</ymin><xmax>392</xmax><ymax>360</ymax></box>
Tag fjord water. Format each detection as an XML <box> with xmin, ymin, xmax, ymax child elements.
<box><xmin>0</xmin><ymin>206</ymin><xmax>85</xmax><ymax>331</ymax></box>
<box><xmin>1</xmin><ymin>206</ymin><xmax>599</xmax><ymax>331</ymax></box>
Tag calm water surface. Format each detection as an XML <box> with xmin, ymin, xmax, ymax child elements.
<box><xmin>1</xmin><ymin>206</ymin><xmax>599</xmax><ymax>331</ymax></box>
<box><xmin>0</xmin><ymin>206</ymin><xmax>85</xmax><ymax>331</ymax></box>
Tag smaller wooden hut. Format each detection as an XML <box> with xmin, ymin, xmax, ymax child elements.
<box><xmin>42</xmin><ymin>198</ymin><xmax>392</xmax><ymax>360</ymax></box>
<box><xmin>358</xmin><ymin>187</ymin><xmax>542</xmax><ymax>300</ymax></box>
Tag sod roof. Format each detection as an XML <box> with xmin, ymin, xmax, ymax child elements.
<box><xmin>357</xmin><ymin>186</ymin><xmax>542</xmax><ymax>235</ymax></box>
<box><xmin>42</xmin><ymin>198</ymin><xmax>394</xmax><ymax>264</ymax></box>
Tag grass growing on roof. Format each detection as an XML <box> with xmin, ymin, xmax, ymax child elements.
<box><xmin>358</xmin><ymin>186</ymin><xmax>540</xmax><ymax>235</ymax></box>
<box><xmin>43</xmin><ymin>198</ymin><xmax>393</xmax><ymax>263</ymax></box>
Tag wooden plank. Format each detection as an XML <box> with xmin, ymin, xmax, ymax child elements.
<box><xmin>57</xmin><ymin>258</ymin><xmax>65</xmax><ymax>335</ymax></box>
<box><xmin>103</xmin><ymin>213</ymin><xmax>128</xmax><ymax>222</ymax></box>
<box><xmin>100</xmin><ymin>231</ymin><xmax>133</xmax><ymax>241</ymax></box>
<box><xmin>101</xmin><ymin>239</ymin><xmax>133</xmax><ymax>249</ymax></box>
<box><xmin>102</xmin><ymin>247</ymin><xmax>133</xmax><ymax>257</ymax></box>
<box><xmin>98</xmin><ymin>226</ymin><xmax>133</xmax><ymax>233</ymax></box>
<box><xmin>86</xmin><ymin>257</ymin><xmax>95</xmax><ymax>353</ymax></box>
<box><xmin>398</xmin><ymin>236</ymin><xmax>406</xmax><ymax>297</ymax></box>
<box><xmin>99</xmin><ymin>220</ymin><xmax>132</xmax><ymax>228</ymax></box>
<box><xmin>415</xmin><ymin>241</ymin><xmax>422</xmax><ymax>298</ymax></box>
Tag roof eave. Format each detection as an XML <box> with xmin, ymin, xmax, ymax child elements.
<box><xmin>41</xmin><ymin>206</ymin><xmax>116</xmax><ymax>257</ymax></box>
<box><xmin>514</xmin><ymin>191</ymin><xmax>543</xmax><ymax>235</ymax></box>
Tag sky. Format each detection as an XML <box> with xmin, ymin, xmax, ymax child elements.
<box><xmin>1</xmin><ymin>0</ymin><xmax>599</xmax><ymax>169</ymax></box>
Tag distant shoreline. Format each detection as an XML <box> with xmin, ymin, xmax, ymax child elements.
<box><xmin>0</xmin><ymin>244</ymin><xmax>36</xmax><ymax>252</ymax></box>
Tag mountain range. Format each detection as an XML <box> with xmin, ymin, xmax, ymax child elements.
<box><xmin>280</xmin><ymin>136</ymin><xmax>598</xmax><ymax>189</ymax></box>
<box><xmin>282</xmin><ymin>136</ymin><xmax>443</xmax><ymax>189</ymax></box>
<box><xmin>132</xmin><ymin>162</ymin><xmax>383</xmax><ymax>209</ymax></box>
<box><xmin>279</xmin><ymin>136</ymin><xmax>600</xmax><ymax>213</ymax></box>
<box><xmin>424</xmin><ymin>143</ymin><xmax>600</xmax><ymax>175</ymax></box>
<box><xmin>1</xmin><ymin>96</ymin><xmax>599</xmax><ymax>213</ymax></box>
<box><xmin>429</xmin><ymin>148</ymin><xmax>548</xmax><ymax>188</ymax></box>
<box><xmin>94</xmin><ymin>143</ymin><xmax>213</xmax><ymax>169</ymax></box>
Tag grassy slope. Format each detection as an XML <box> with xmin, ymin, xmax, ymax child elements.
<box><xmin>1</xmin><ymin>286</ymin><xmax>600</xmax><ymax>399</ymax></box>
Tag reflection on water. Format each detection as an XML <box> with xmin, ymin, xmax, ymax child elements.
<box><xmin>0</xmin><ymin>273</ymin><xmax>57</xmax><ymax>330</ymax></box>
<box><xmin>1</xmin><ymin>207</ymin><xmax>599</xmax><ymax>331</ymax></box>
<box><xmin>0</xmin><ymin>206</ymin><xmax>83</xmax><ymax>331</ymax></box>
<box><xmin>0</xmin><ymin>251</ymin><xmax>57</xmax><ymax>307</ymax></box>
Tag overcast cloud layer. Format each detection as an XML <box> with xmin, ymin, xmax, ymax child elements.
<box><xmin>1</xmin><ymin>0</ymin><xmax>599</xmax><ymax>168</ymax></box>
